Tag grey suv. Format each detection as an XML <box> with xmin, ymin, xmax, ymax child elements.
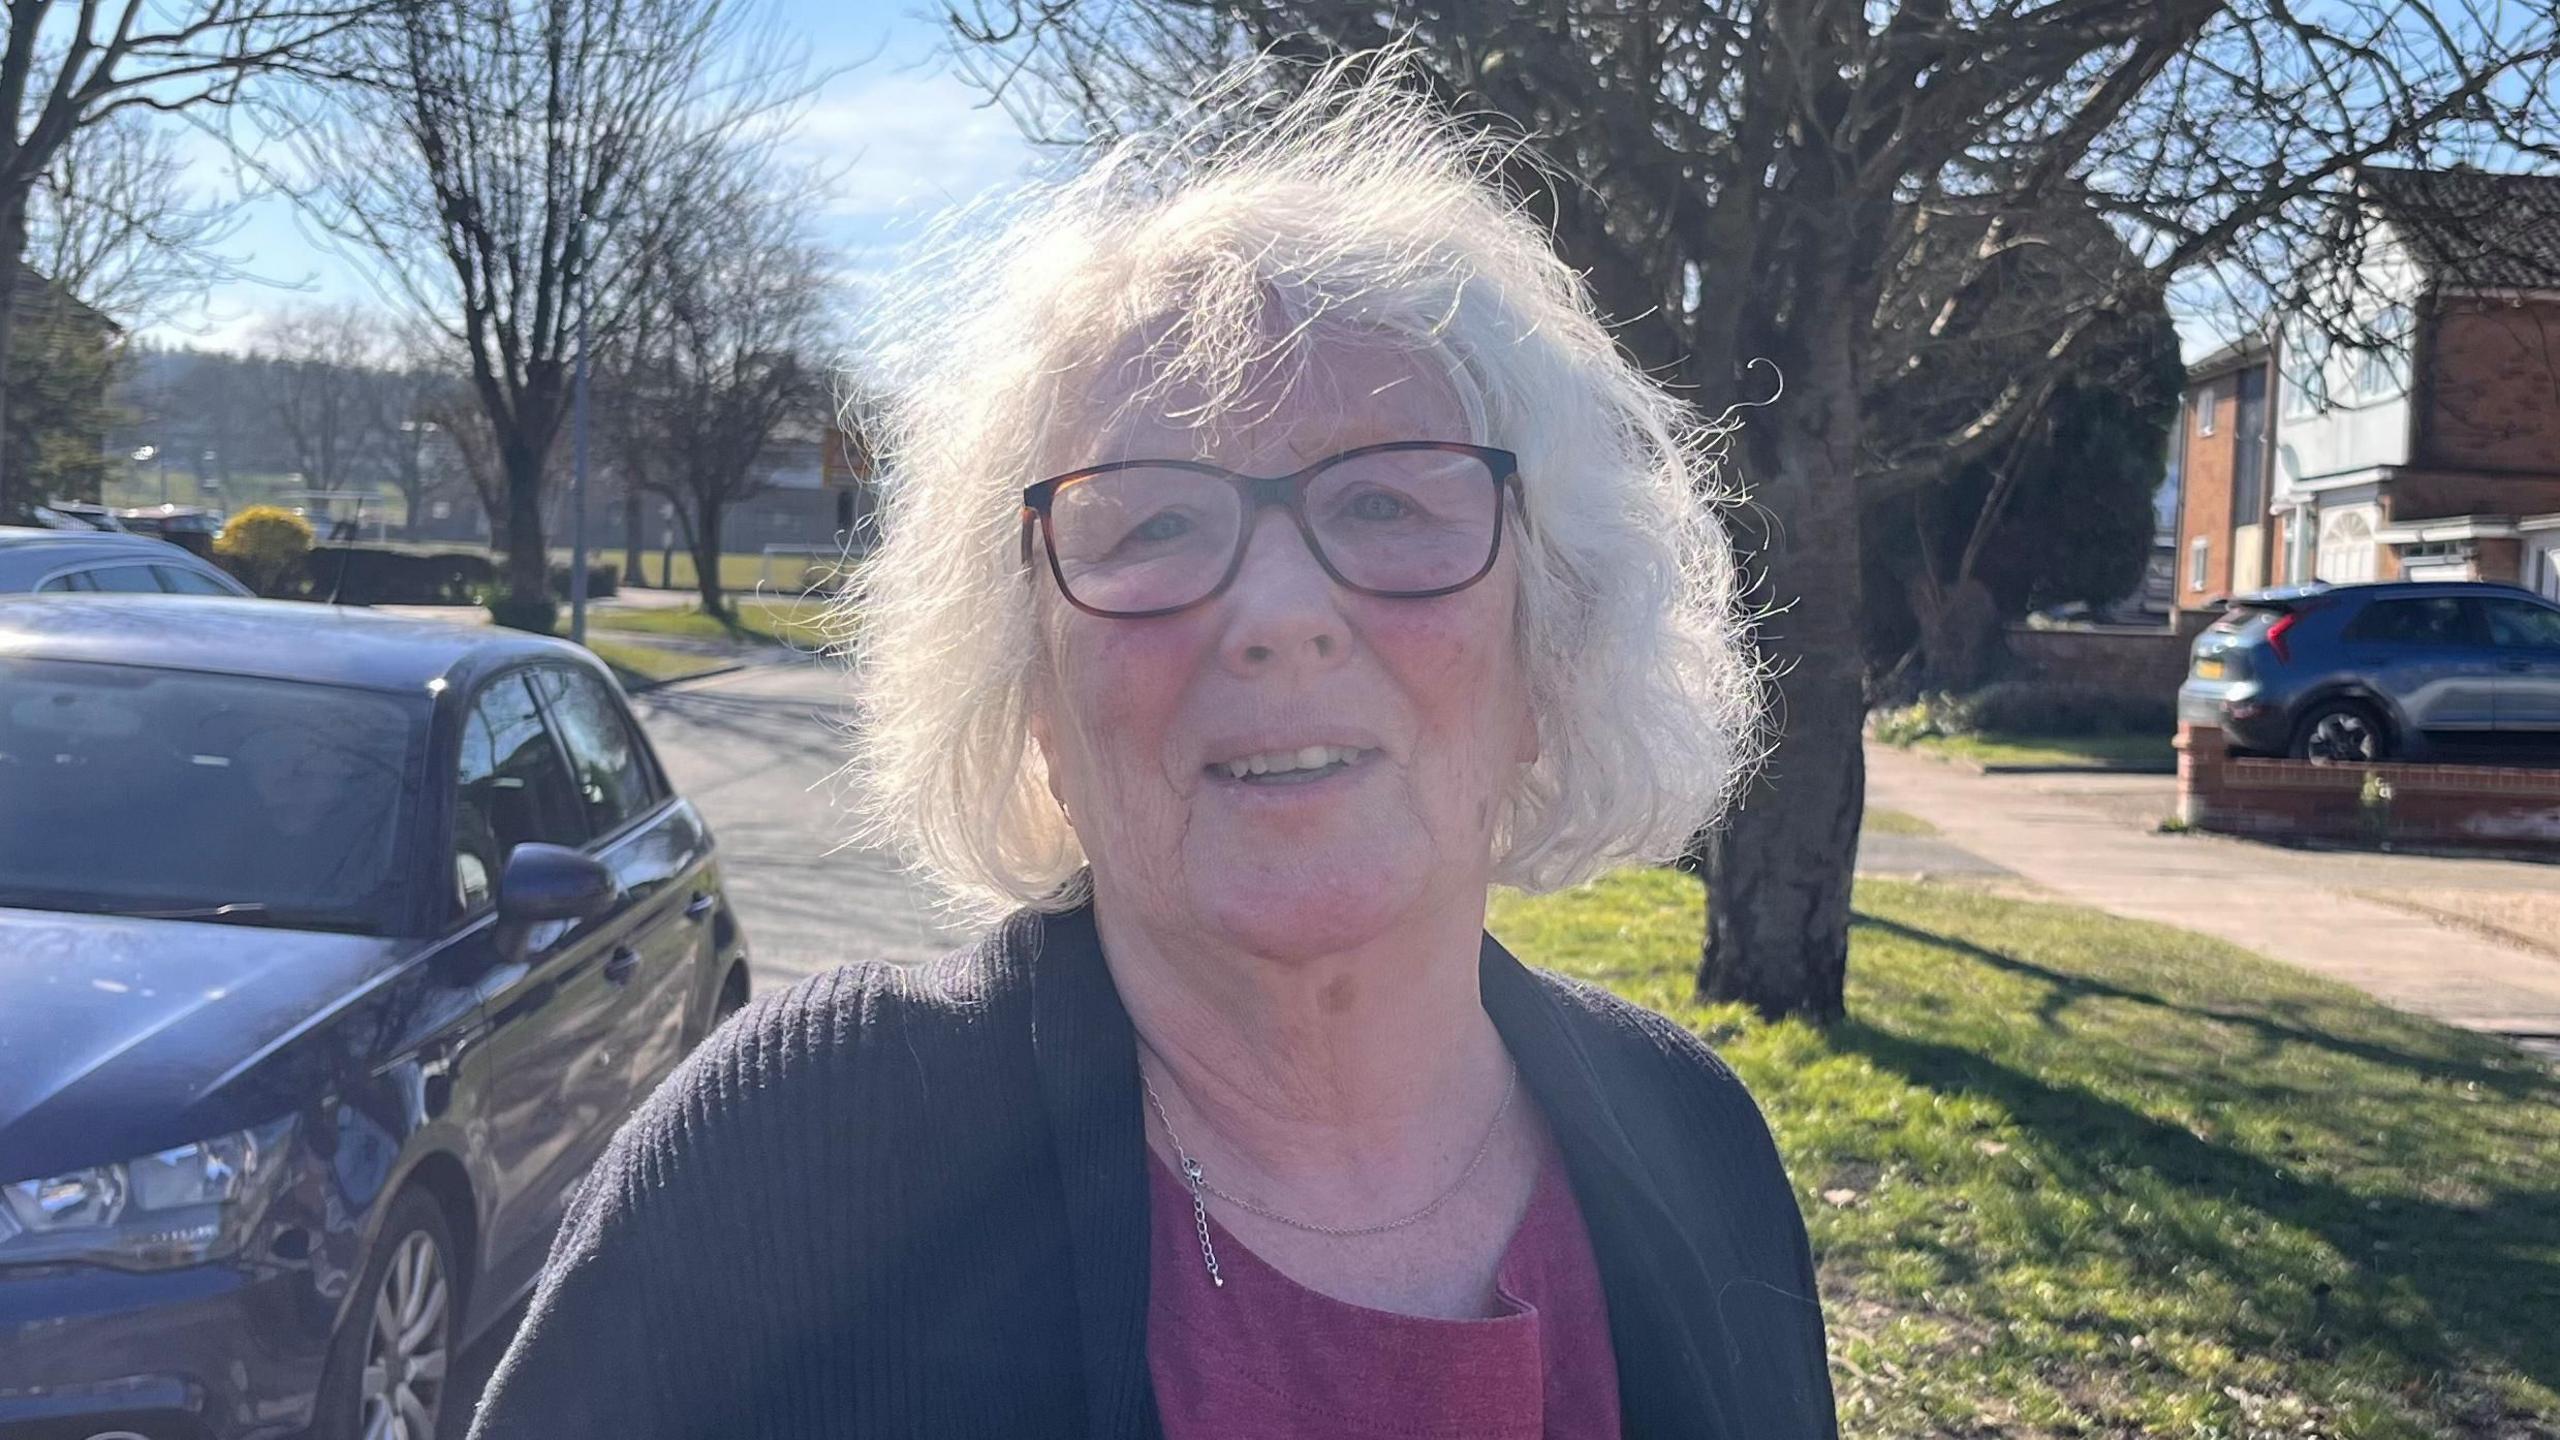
<box><xmin>2179</xmin><ymin>581</ymin><xmax>2560</xmax><ymax>761</ymax></box>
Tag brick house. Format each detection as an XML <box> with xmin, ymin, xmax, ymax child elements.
<box><xmin>2174</xmin><ymin>165</ymin><xmax>2560</xmax><ymax>617</ymax></box>
<box><xmin>2171</xmin><ymin>337</ymin><xmax>2277</xmax><ymax>621</ymax></box>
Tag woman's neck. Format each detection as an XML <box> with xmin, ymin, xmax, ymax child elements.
<box><xmin>1095</xmin><ymin>888</ymin><xmax>1513</xmax><ymax>1198</ymax></box>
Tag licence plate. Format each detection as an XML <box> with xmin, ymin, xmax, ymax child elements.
<box><xmin>2195</xmin><ymin>657</ymin><xmax>2226</xmax><ymax>679</ymax></box>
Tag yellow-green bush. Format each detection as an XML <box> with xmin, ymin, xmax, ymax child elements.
<box><xmin>212</xmin><ymin>506</ymin><xmax>315</xmax><ymax>595</ymax></box>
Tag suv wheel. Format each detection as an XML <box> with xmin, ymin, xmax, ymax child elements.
<box><xmin>2289</xmin><ymin>698</ymin><xmax>2391</xmax><ymax>763</ymax></box>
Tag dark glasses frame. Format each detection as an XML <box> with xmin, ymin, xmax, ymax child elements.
<box><xmin>1019</xmin><ymin>440</ymin><xmax>1524</xmax><ymax>619</ymax></box>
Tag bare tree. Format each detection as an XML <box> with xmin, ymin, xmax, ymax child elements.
<box><xmin>361</xmin><ymin>355</ymin><xmax>464</xmax><ymax>538</ymax></box>
<box><xmin>0</xmin><ymin>0</ymin><xmax>372</xmax><ymax>518</ymax></box>
<box><xmin>419</xmin><ymin>374</ymin><xmax>505</xmax><ymax>548</ymax></box>
<box><xmin>604</xmin><ymin>157</ymin><xmax>838</xmax><ymax>618</ymax></box>
<box><xmin>28</xmin><ymin>110</ymin><xmax>247</xmax><ymax>331</ymax></box>
<box><xmin>262</xmin><ymin>0</ymin><xmax>809</xmax><ymax>623</ymax></box>
<box><xmin>955</xmin><ymin>2</ymin><xmax>2560</xmax><ymax>1020</ymax></box>
<box><xmin>252</xmin><ymin>300</ymin><xmax>385</xmax><ymax>494</ymax></box>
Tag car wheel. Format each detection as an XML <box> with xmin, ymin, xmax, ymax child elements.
<box><xmin>2289</xmin><ymin>698</ymin><xmax>2392</xmax><ymax>764</ymax></box>
<box><xmin>315</xmin><ymin>1189</ymin><xmax>461</xmax><ymax>1440</ymax></box>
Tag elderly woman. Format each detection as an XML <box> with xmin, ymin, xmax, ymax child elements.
<box><xmin>470</xmin><ymin>59</ymin><xmax>1833</xmax><ymax>1440</ymax></box>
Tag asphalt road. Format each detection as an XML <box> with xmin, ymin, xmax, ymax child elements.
<box><xmin>441</xmin><ymin>655</ymin><xmax>963</xmax><ymax>1433</ymax></box>
<box><xmin>634</xmin><ymin>655</ymin><xmax>969</xmax><ymax>984</ymax></box>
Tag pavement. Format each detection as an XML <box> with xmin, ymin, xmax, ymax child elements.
<box><xmin>634</xmin><ymin>655</ymin><xmax>968</xmax><ymax>983</ymax></box>
<box><xmin>1862</xmin><ymin>742</ymin><xmax>2560</xmax><ymax>1056</ymax></box>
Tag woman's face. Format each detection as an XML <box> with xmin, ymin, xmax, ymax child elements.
<box><xmin>1029</xmin><ymin>342</ymin><xmax>1536</xmax><ymax>960</ymax></box>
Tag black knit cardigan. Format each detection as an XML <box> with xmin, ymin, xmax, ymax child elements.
<box><xmin>467</xmin><ymin>901</ymin><xmax>1837</xmax><ymax>1440</ymax></box>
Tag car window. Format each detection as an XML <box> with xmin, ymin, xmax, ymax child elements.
<box><xmin>2485</xmin><ymin>598</ymin><xmax>2560</xmax><ymax>649</ymax></box>
<box><xmin>154</xmin><ymin>564</ymin><xmax>235</xmax><ymax>595</ymax></box>
<box><xmin>2342</xmin><ymin>597</ymin><xmax>2479</xmax><ymax>645</ymax></box>
<box><xmin>33</xmin><ymin>571</ymin><xmax>90</xmax><ymax>592</ymax></box>
<box><xmin>532</xmin><ymin>666</ymin><xmax>663</xmax><ymax>837</ymax></box>
<box><xmin>82</xmin><ymin>563</ymin><xmax>163</xmax><ymax>593</ymax></box>
<box><xmin>453</xmin><ymin>674</ymin><xmax>590</xmax><ymax>916</ymax></box>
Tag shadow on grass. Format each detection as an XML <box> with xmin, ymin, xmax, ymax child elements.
<box><xmin>1851</xmin><ymin>911</ymin><xmax>2558</xmax><ymax>1102</ymax></box>
<box><xmin>1837</xmin><ymin>913</ymin><xmax>2560</xmax><ymax>1408</ymax></box>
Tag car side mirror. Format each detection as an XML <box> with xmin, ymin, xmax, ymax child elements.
<box><xmin>497</xmin><ymin>843</ymin><xmax>619</xmax><ymax>927</ymax></box>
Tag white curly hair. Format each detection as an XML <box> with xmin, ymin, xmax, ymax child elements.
<box><xmin>845</xmin><ymin>51</ymin><xmax>1762</xmax><ymax>923</ymax></box>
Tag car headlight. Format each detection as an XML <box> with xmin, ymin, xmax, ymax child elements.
<box><xmin>0</xmin><ymin>1119</ymin><xmax>291</xmax><ymax>1270</ymax></box>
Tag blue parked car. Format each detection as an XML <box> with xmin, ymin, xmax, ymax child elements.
<box><xmin>0</xmin><ymin>596</ymin><xmax>750</xmax><ymax>1440</ymax></box>
<box><xmin>2179</xmin><ymin>580</ymin><xmax>2560</xmax><ymax>761</ymax></box>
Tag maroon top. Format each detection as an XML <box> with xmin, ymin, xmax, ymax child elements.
<box><xmin>1146</xmin><ymin>1150</ymin><xmax>1623</xmax><ymax>1439</ymax></box>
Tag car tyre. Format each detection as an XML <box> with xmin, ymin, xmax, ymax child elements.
<box><xmin>2288</xmin><ymin>697</ymin><xmax>2392</xmax><ymax>764</ymax></box>
<box><xmin>716</xmin><ymin>966</ymin><xmax>750</xmax><ymax>1026</ymax></box>
<box><xmin>314</xmin><ymin>1188</ymin><xmax>463</xmax><ymax>1440</ymax></box>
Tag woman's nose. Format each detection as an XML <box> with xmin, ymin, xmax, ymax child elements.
<box><xmin>1218</xmin><ymin>509</ymin><xmax>1347</xmax><ymax>672</ymax></box>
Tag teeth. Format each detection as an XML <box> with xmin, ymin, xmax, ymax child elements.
<box><xmin>1217</xmin><ymin>745</ymin><xmax>1366</xmax><ymax>780</ymax></box>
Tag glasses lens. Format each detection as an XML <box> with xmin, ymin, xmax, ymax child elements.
<box><xmin>1046</xmin><ymin>467</ymin><xmax>1244</xmax><ymax>614</ymax></box>
<box><xmin>1305</xmin><ymin>448</ymin><xmax>1500</xmax><ymax>594</ymax></box>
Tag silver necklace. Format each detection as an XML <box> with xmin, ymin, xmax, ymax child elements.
<box><xmin>1138</xmin><ymin>1059</ymin><xmax>1520</xmax><ymax>1289</ymax></box>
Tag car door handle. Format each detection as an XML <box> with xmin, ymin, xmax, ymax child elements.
<box><xmin>603</xmin><ymin>946</ymin><xmax>640</xmax><ymax>986</ymax></box>
<box><xmin>683</xmin><ymin>893</ymin><xmax>716</xmax><ymax>922</ymax></box>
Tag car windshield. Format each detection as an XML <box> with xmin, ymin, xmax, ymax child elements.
<box><xmin>0</xmin><ymin>657</ymin><xmax>422</xmax><ymax>933</ymax></box>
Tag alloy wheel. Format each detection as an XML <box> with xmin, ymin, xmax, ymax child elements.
<box><xmin>2305</xmin><ymin>710</ymin><xmax>2380</xmax><ymax>763</ymax></box>
<box><xmin>359</xmin><ymin>1228</ymin><xmax>450</xmax><ymax>1440</ymax></box>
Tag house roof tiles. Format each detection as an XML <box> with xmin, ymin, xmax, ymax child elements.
<box><xmin>2357</xmin><ymin>165</ymin><xmax>2560</xmax><ymax>291</ymax></box>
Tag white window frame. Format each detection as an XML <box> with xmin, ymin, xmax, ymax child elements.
<box><xmin>2357</xmin><ymin>303</ymin><xmax>2414</xmax><ymax>398</ymax></box>
<box><xmin>2195</xmin><ymin>385</ymin><xmax>2217</xmax><ymax>437</ymax></box>
<box><xmin>2188</xmin><ymin>536</ymin><xmax>2210</xmax><ymax>591</ymax></box>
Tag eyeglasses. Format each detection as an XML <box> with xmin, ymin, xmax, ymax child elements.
<box><xmin>1020</xmin><ymin>441</ymin><xmax>1521</xmax><ymax>619</ymax></box>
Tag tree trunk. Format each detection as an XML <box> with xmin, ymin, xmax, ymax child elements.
<box><xmin>0</xmin><ymin>203</ymin><xmax>28</xmax><ymax>522</ymax></box>
<box><xmin>502</xmin><ymin>434</ymin><xmax>549</xmax><ymax>607</ymax></box>
<box><xmin>693</xmin><ymin>494</ymin><xmax>726</xmax><ymax>618</ymax></box>
<box><xmin>1907</xmin><ymin>573</ymin><xmax>2006</xmax><ymax>694</ymax></box>
<box><xmin>623</xmin><ymin>490</ymin><xmax>645</xmax><ymax>588</ymax></box>
<box><xmin>1695</xmin><ymin>257</ymin><xmax>1869</xmax><ymax>1024</ymax></box>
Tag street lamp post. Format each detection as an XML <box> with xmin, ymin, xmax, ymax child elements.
<box><xmin>570</xmin><ymin>260</ymin><xmax>594</xmax><ymax>643</ymax></box>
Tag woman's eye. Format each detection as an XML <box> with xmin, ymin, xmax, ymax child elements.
<box><xmin>1127</xmin><ymin>511</ymin><xmax>1193</xmax><ymax>544</ymax></box>
<box><xmin>1344</xmin><ymin>491</ymin><xmax>1414</xmax><ymax>522</ymax></box>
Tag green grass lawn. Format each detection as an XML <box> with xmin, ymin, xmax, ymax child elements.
<box><xmin>587</xmin><ymin>595</ymin><xmax>838</xmax><ymax>651</ymax></box>
<box><xmin>592</xmin><ymin>550</ymin><xmax>839</xmax><ymax>595</ymax></box>
<box><xmin>1488</xmin><ymin>870</ymin><xmax>2560</xmax><ymax>1438</ymax></box>
<box><xmin>1915</xmin><ymin>730</ymin><xmax>2178</xmax><ymax>772</ymax></box>
<box><xmin>1862</xmin><ymin>807</ymin><xmax>1940</xmax><ymax>838</ymax></box>
<box><xmin>358</xmin><ymin>539</ymin><xmax>847</xmax><ymax>598</ymax></box>
<box><xmin>586</xmin><ymin>636</ymin><xmax>735</xmax><ymax>690</ymax></box>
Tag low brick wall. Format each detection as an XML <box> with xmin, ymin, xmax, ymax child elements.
<box><xmin>2006</xmin><ymin>625</ymin><xmax>2190</xmax><ymax>699</ymax></box>
<box><xmin>2176</xmin><ymin>723</ymin><xmax>2560</xmax><ymax>854</ymax></box>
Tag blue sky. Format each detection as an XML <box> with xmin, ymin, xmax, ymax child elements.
<box><xmin>157</xmin><ymin>3</ymin><xmax>1043</xmax><ymax>349</ymax></box>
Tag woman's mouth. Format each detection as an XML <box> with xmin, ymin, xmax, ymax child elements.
<box><xmin>1207</xmin><ymin>745</ymin><xmax>1377</xmax><ymax>785</ymax></box>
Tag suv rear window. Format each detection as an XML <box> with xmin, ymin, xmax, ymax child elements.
<box><xmin>2342</xmin><ymin>596</ymin><xmax>2480</xmax><ymax>645</ymax></box>
<box><xmin>2206</xmin><ymin>603</ymin><xmax>2284</xmax><ymax>636</ymax></box>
